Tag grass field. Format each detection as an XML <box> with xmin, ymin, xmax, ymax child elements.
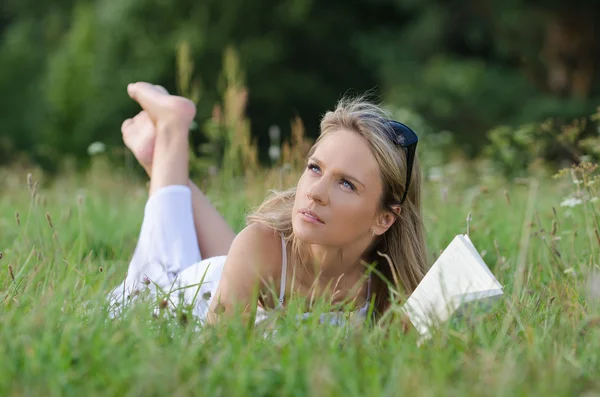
<box><xmin>2</xmin><ymin>157</ymin><xmax>600</xmax><ymax>396</ymax></box>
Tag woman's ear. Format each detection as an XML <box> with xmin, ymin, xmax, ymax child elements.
<box><xmin>374</xmin><ymin>205</ymin><xmax>401</xmax><ymax>235</ymax></box>
<box><xmin>389</xmin><ymin>205</ymin><xmax>401</xmax><ymax>218</ymax></box>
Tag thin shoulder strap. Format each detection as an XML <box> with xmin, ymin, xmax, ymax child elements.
<box><xmin>278</xmin><ymin>233</ymin><xmax>287</xmax><ymax>306</ymax></box>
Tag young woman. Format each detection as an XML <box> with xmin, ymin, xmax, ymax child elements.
<box><xmin>108</xmin><ymin>82</ymin><xmax>428</xmax><ymax>325</ymax></box>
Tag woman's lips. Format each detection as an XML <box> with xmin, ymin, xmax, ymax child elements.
<box><xmin>298</xmin><ymin>208</ymin><xmax>324</xmax><ymax>224</ymax></box>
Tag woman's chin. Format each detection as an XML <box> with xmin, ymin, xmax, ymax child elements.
<box><xmin>292</xmin><ymin>219</ymin><xmax>324</xmax><ymax>243</ymax></box>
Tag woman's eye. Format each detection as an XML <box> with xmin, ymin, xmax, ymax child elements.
<box><xmin>307</xmin><ymin>163</ymin><xmax>321</xmax><ymax>174</ymax></box>
<box><xmin>341</xmin><ymin>180</ymin><xmax>356</xmax><ymax>191</ymax></box>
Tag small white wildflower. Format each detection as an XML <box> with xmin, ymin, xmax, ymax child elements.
<box><xmin>428</xmin><ymin>167</ymin><xmax>443</xmax><ymax>182</ymax></box>
<box><xmin>268</xmin><ymin>145</ymin><xmax>281</xmax><ymax>162</ymax></box>
<box><xmin>591</xmin><ymin>197</ymin><xmax>599</xmax><ymax>203</ymax></box>
<box><xmin>560</xmin><ymin>197</ymin><xmax>583</xmax><ymax>207</ymax></box>
<box><xmin>87</xmin><ymin>141</ymin><xmax>106</xmax><ymax>156</ymax></box>
<box><xmin>573</xmin><ymin>179</ymin><xmax>583</xmax><ymax>185</ymax></box>
<box><xmin>587</xmin><ymin>180</ymin><xmax>597</xmax><ymax>187</ymax></box>
<box><xmin>564</xmin><ymin>267</ymin><xmax>576</xmax><ymax>275</ymax></box>
<box><xmin>268</xmin><ymin>125</ymin><xmax>281</xmax><ymax>141</ymax></box>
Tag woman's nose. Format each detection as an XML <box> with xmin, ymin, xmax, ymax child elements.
<box><xmin>307</xmin><ymin>181</ymin><xmax>328</xmax><ymax>205</ymax></box>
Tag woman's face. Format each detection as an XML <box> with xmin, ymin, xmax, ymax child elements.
<box><xmin>293</xmin><ymin>128</ymin><xmax>385</xmax><ymax>248</ymax></box>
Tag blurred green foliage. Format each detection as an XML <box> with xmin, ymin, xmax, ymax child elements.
<box><xmin>1</xmin><ymin>0</ymin><xmax>599</xmax><ymax>173</ymax></box>
<box><xmin>484</xmin><ymin>107</ymin><xmax>600</xmax><ymax>177</ymax></box>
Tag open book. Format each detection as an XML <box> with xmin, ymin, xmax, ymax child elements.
<box><xmin>402</xmin><ymin>234</ymin><xmax>503</xmax><ymax>336</ymax></box>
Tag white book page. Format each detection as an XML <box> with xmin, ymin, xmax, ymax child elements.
<box><xmin>460</xmin><ymin>235</ymin><xmax>498</xmax><ymax>281</ymax></box>
<box><xmin>402</xmin><ymin>234</ymin><xmax>503</xmax><ymax>335</ymax></box>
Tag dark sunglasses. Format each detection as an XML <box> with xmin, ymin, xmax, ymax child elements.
<box><xmin>384</xmin><ymin>120</ymin><xmax>418</xmax><ymax>205</ymax></box>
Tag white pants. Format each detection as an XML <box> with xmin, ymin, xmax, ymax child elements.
<box><xmin>107</xmin><ymin>185</ymin><xmax>227</xmax><ymax>321</ymax></box>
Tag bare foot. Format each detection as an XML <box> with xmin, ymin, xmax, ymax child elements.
<box><xmin>121</xmin><ymin>109</ymin><xmax>156</xmax><ymax>172</ymax></box>
<box><xmin>126</xmin><ymin>83</ymin><xmax>196</xmax><ymax>193</ymax></box>
<box><xmin>126</xmin><ymin>82</ymin><xmax>196</xmax><ymax>131</ymax></box>
<box><xmin>121</xmin><ymin>84</ymin><xmax>195</xmax><ymax>173</ymax></box>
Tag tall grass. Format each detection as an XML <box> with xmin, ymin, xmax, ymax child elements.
<box><xmin>2</xmin><ymin>152</ymin><xmax>600</xmax><ymax>396</ymax></box>
<box><xmin>3</xmin><ymin>43</ymin><xmax>600</xmax><ymax>395</ymax></box>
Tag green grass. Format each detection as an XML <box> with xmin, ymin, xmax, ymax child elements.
<box><xmin>2</xmin><ymin>159</ymin><xmax>600</xmax><ymax>396</ymax></box>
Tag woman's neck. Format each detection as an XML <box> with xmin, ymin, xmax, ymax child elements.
<box><xmin>294</xmin><ymin>241</ymin><xmax>371</xmax><ymax>306</ymax></box>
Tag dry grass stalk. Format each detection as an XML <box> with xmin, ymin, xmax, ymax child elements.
<box><xmin>8</xmin><ymin>264</ymin><xmax>15</xmax><ymax>281</ymax></box>
<box><xmin>45</xmin><ymin>212</ymin><xmax>54</xmax><ymax>230</ymax></box>
<box><xmin>504</xmin><ymin>189</ymin><xmax>511</xmax><ymax>205</ymax></box>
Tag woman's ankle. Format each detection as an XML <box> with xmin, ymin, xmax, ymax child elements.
<box><xmin>148</xmin><ymin>124</ymin><xmax>190</xmax><ymax>194</ymax></box>
<box><xmin>143</xmin><ymin>163</ymin><xmax>152</xmax><ymax>178</ymax></box>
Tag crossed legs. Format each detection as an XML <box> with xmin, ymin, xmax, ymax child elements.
<box><xmin>108</xmin><ymin>83</ymin><xmax>232</xmax><ymax>316</ymax></box>
<box><xmin>121</xmin><ymin>83</ymin><xmax>236</xmax><ymax>258</ymax></box>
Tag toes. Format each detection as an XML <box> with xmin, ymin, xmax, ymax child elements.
<box><xmin>121</xmin><ymin>118</ymin><xmax>133</xmax><ymax>133</ymax></box>
<box><xmin>127</xmin><ymin>82</ymin><xmax>168</xmax><ymax>118</ymax></box>
<box><xmin>130</xmin><ymin>110</ymin><xmax>150</xmax><ymax>125</ymax></box>
<box><xmin>154</xmin><ymin>85</ymin><xmax>169</xmax><ymax>95</ymax></box>
<box><xmin>127</xmin><ymin>82</ymin><xmax>196</xmax><ymax>127</ymax></box>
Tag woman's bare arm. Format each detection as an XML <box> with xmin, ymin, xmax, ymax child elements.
<box><xmin>207</xmin><ymin>223</ymin><xmax>282</xmax><ymax>324</ymax></box>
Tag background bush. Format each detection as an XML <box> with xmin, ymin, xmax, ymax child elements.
<box><xmin>1</xmin><ymin>0</ymin><xmax>600</xmax><ymax>174</ymax></box>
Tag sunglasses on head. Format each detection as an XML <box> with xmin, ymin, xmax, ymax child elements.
<box><xmin>384</xmin><ymin>120</ymin><xmax>418</xmax><ymax>205</ymax></box>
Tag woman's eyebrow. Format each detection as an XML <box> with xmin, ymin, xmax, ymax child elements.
<box><xmin>309</xmin><ymin>156</ymin><xmax>366</xmax><ymax>189</ymax></box>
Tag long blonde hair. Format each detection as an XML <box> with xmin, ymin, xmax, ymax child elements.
<box><xmin>247</xmin><ymin>95</ymin><xmax>428</xmax><ymax>316</ymax></box>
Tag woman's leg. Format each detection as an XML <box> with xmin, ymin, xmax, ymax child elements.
<box><xmin>136</xmin><ymin>96</ymin><xmax>192</xmax><ymax>194</ymax></box>
<box><xmin>121</xmin><ymin>87</ymin><xmax>235</xmax><ymax>258</ymax></box>
<box><xmin>187</xmin><ymin>181</ymin><xmax>235</xmax><ymax>258</ymax></box>
<box><xmin>108</xmin><ymin>83</ymin><xmax>201</xmax><ymax>313</ymax></box>
<box><xmin>107</xmin><ymin>185</ymin><xmax>202</xmax><ymax>314</ymax></box>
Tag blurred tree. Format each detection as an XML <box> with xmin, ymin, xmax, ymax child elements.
<box><xmin>356</xmin><ymin>0</ymin><xmax>600</xmax><ymax>155</ymax></box>
<box><xmin>1</xmin><ymin>0</ymin><xmax>410</xmax><ymax>169</ymax></box>
<box><xmin>0</xmin><ymin>0</ymin><xmax>598</xmax><ymax>170</ymax></box>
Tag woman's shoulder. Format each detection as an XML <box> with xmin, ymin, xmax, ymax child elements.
<box><xmin>205</xmin><ymin>223</ymin><xmax>284</xmax><ymax>322</ymax></box>
<box><xmin>238</xmin><ymin>222</ymin><xmax>282</xmax><ymax>243</ymax></box>
<box><xmin>227</xmin><ymin>222</ymin><xmax>284</xmax><ymax>274</ymax></box>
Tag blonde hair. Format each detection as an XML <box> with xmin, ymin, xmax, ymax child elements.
<box><xmin>246</xmin><ymin>95</ymin><xmax>428</xmax><ymax>316</ymax></box>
